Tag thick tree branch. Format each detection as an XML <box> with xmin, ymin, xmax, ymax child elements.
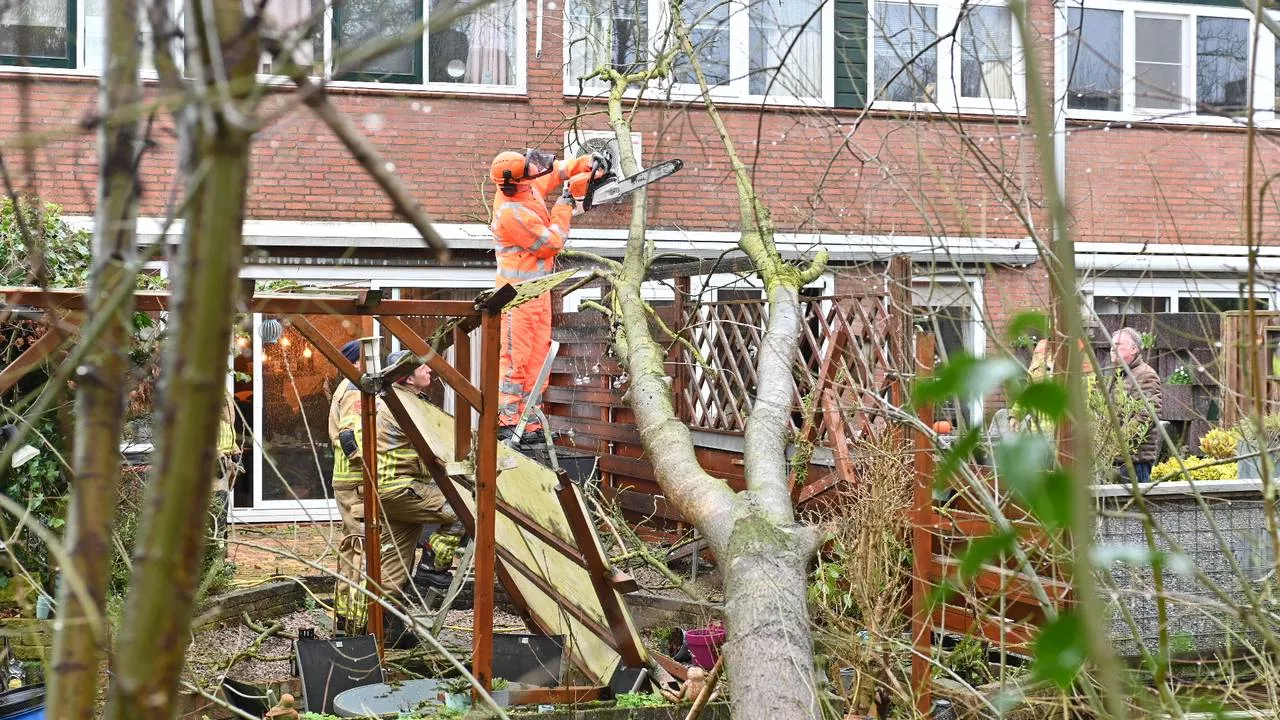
<box><xmin>48</xmin><ymin>0</ymin><xmax>142</xmax><ymax>711</ymax></box>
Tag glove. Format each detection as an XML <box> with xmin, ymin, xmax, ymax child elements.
<box><xmin>338</xmin><ymin>429</ymin><xmax>359</xmax><ymax>458</ymax></box>
<box><xmin>556</xmin><ymin>186</ymin><xmax>576</xmax><ymax>208</ymax></box>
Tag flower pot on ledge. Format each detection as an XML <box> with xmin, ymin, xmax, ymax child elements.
<box><xmin>1162</xmin><ymin>383</ymin><xmax>1195</xmax><ymax>422</ymax></box>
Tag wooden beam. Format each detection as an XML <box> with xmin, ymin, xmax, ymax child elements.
<box><xmin>0</xmin><ymin>325</ymin><xmax>70</xmax><ymax>395</ymax></box>
<box><xmin>473</xmin><ymin>310</ymin><xmax>501</xmax><ymax>695</ymax></box>
<box><xmin>555</xmin><ymin>481</ymin><xmax>648</xmax><ymax>666</ymax></box>
<box><xmin>380</xmin><ymin>316</ymin><xmax>484</xmax><ymax>410</ymax></box>
<box><xmin>494</xmin><ymin>542</ymin><xmax>622</xmax><ymax>654</ymax></box>
<box><xmin>0</xmin><ymin>287</ymin><xmax>479</xmax><ymax>317</ymax></box>
<box><xmin>358</xmin><ymin>341</ymin><xmax>384</xmax><ymax>653</ymax></box>
<box><xmin>453</xmin><ymin>326</ymin><xmax>472</xmax><ymax>460</ymax></box>
<box><xmin>507</xmin><ymin>686</ymin><xmax>604</xmax><ymax>706</ymax></box>
<box><xmin>910</xmin><ymin>332</ymin><xmax>935</xmax><ymax>716</ymax></box>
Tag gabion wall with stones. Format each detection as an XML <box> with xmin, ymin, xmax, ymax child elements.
<box><xmin>1096</xmin><ymin>490</ymin><xmax>1273</xmax><ymax>657</ymax></box>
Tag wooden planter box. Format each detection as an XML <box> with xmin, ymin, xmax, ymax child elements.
<box><xmin>1162</xmin><ymin>383</ymin><xmax>1196</xmax><ymax>421</ymax></box>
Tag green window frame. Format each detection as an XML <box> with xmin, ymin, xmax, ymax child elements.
<box><xmin>0</xmin><ymin>0</ymin><xmax>77</xmax><ymax>69</ymax></box>
<box><xmin>331</xmin><ymin>0</ymin><xmax>425</xmax><ymax>84</ymax></box>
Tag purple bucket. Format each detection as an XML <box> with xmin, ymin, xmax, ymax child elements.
<box><xmin>683</xmin><ymin>624</ymin><xmax>725</xmax><ymax>669</ymax></box>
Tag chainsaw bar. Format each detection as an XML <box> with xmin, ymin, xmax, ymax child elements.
<box><xmin>584</xmin><ymin>159</ymin><xmax>684</xmax><ymax>210</ymax></box>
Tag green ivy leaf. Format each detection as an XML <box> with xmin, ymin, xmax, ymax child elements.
<box><xmin>996</xmin><ymin>436</ymin><xmax>1073</xmax><ymax>530</ymax></box>
<box><xmin>1006</xmin><ymin>311</ymin><xmax>1049</xmax><ymax>342</ymax></box>
<box><xmin>913</xmin><ymin>354</ymin><xmax>1022</xmax><ymax>408</ymax></box>
<box><xmin>1031</xmin><ymin>612</ymin><xmax>1087</xmax><ymax>689</ymax></box>
<box><xmin>1011</xmin><ymin>381</ymin><xmax>1068</xmax><ymax>421</ymax></box>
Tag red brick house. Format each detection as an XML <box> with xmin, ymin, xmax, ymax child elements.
<box><xmin>1</xmin><ymin>0</ymin><xmax>1276</xmax><ymax>520</ymax></box>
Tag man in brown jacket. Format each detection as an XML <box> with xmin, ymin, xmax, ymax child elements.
<box><xmin>1111</xmin><ymin>327</ymin><xmax>1162</xmax><ymax>482</ymax></box>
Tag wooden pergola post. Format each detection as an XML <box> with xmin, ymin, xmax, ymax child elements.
<box><xmin>472</xmin><ymin>307</ymin><xmax>502</xmax><ymax>696</ymax></box>
<box><xmin>359</xmin><ymin>337</ymin><xmax>384</xmax><ymax>652</ymax></box>
<box><xmin>910</xmin><ymin>332</ymin><xmax>936</xmax><ymax>715</ymax></box>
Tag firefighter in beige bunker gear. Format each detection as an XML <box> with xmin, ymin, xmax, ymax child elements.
<box><xmin>489</xmin><ymin>148</ymin><xmax>605</xmax><ymax>441</ymax></box>
<box><xmin>375</xmin><ymin>351</ymin><xmax>463</xmax><ymax>590</ymax></box>
<box><xmin>330</xmin><ymin>340</ymin><xmax>367</xmax><ymax>632</ymax></box>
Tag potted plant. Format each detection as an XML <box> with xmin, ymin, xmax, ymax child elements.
<box><xmin>1011</xmin><ymin>334</ymin><xmax>1038</xmax><ymax>365</ymax></box>
<box><xmin>1163</xmin><ymin>366</ymin><xmax>1196</xmax><ymax>421</ymax></box>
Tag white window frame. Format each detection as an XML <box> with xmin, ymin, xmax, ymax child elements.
<box><xmin>912</xmin><ymin>275</ymin><xmax>986</xmax><ymax>423</ymax></box>
<box><xmin>1057</xmin><ymin>0</ymin><xmax>1275</xmax><ymax>127</ymax></box>
<box><xmin>324</xmin><ymin>0</ymin><xmax>527</xmax><ymax>94</ymax></box>
<box><xmin>562</xmin><ymin>0</ymin><xmax>836</xmax><ymax>107</ymax></box>
<box><xmin>0</xmin><ymin>0</ymin><xmax>180</xmax><ymax>76</ymax></box>
<box><xmin>867</xmin><ymin>0</ymin><xmax>1026</xmax><ymax>115</ymax></box>
<box><xmin>4</xmin><ymin>0</ymin><xmax>528</xmax><ymax>94</ymax></box>
<box><xmin>1083</xmin><ymin>277</ymin><xmax>1280</xmax><ymax>316</ymax></box>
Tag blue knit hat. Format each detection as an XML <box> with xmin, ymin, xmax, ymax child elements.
<box><xmin>341</xmin><ymin>340</ymin><xmax>361</xmax><ymax>363</ymax></box>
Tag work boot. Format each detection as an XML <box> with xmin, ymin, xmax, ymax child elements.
<box><xmin>413</xmin><ymin>562</ymin><xmax>454</xmax><ymax>591</ymax></box>
<box><xmin>382</xmin><ymin>610</ymin><xmax>420</xmax><ymax>650</ymax></box>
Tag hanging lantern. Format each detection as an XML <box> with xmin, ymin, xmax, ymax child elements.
<box><xmin>259</xmin><ymin>318</ymin><xmax>284</xmax><ymax>345</ymax></box>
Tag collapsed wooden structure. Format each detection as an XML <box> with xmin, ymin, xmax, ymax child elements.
<box><xmin>0</xmin><ymin>283</ymin><xmax>645</xmax><ymax>705</ymax></box>
<box><xmin>3</xmin><ymin>255</ymin><xmax>1087</xmax><ymax>712</ymax></box>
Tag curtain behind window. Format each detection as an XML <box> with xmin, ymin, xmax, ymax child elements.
<box><xmin>749</xmin><ymin>0</ymin><xmax>822</xmax><ymax>99</ymax></box>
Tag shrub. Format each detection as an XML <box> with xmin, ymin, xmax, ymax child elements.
<box><xmin>1199</xmin><ymin>428</ymin><xmax>1239</xmax><ymax>460</ymax></box>
<box><xmin>1151</xmin><ymin>456</ymin><xmax>1236</xmax><ymax>482</ymax></box>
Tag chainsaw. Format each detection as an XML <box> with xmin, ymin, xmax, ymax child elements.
<box><xmin>568</xmin><ymin>138</ymin><xmax>683</xmax><ymax>212</ymax></box>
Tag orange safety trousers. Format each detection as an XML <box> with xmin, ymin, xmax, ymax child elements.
<box><xmin>491</xmin><ymin>154</ymin><xmax>594</xmax><ymax>429</ymax></box>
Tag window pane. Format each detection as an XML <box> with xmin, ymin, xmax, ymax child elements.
<box><xmin>874</xmin><ymin>2</ymin><xmax>937</xmax><ymax>103</ymax></box>
<box><xmin>259</xmin><ymin>316</ymin><xmax>352</xmax><ymax>503</ymax></box>
<box><xmin>1197</xmin><ymin>17</ymin><xmax>1248</xmax><ymax>114</ymax></box>
<box><xmin>0</xmin><ymin>0</ymin><xmax>69</xmax><ymax>63</ymax></box>
<box><xmin>674</xmin><ymin>0</ymin><xmax>730</xmax><ymax>86</ymax></box>
<box><xmin>1092</xmin><ymin>295</ymin><xmax>1170</xmax><ymax>314</ymax></box>
<box><xmin>959</xmin><ymin>5</ymin><xmax>1012</xmax><ymax>100</ymax></box>
<box><xmin>253</xmin><ymin>0</ymin><xmax>324</xmax><ymax>74</ymax></box>
<box><xmin>1066</xmin><ymin>7</ymin><xmax>1121</xmax><ymax>111</ymax></box>
<box><xmin>1135</xmin><ymin>16</ymin><xmax>1183</xmax><ymax>110</ymax></box>
<box><xmin>335</xmin><ymin>0</ymin><xmax>420</xmax><ymax>80</ymax></box>
<box><xmin>565</xmin><ymin>0</ymin><xmax>647</xmax><ymax>86</ymax></box>
<box><xmin>429</xmin><ymin>0</ymin><xmax>519</xmax><ymax>85</ymax></box>
<box><xmin>748</xmin><ymin>0</ymin><xmax>822</xmax><ymax>99</ymax></box>
<box><xmin>1178</xmin><ymin>296</ymin><xmax>1270</xmax><ymax>313</ymax></box>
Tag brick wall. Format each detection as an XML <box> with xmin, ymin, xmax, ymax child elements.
<box><xmin>0</xmin><ymin>0</ymin><xmax>1041</xmax><ymax>240</ymax></box>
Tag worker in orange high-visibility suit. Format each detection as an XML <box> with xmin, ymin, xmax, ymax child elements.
<box><xmin>489</xmin><ymin>147</ymin><xmax>605</xmax><ymax>443</ymax></box>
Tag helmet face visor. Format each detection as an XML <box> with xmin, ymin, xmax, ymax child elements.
<box><xmin>523</xmin><ymin>148</ymin><xmax>557</xmax><ymax>180</ymax></box>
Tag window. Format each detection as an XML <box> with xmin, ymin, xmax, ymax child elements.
<box><xmin>1196</xmin><ymin>17</ymin><xmax>1249</xmax><ymax>114</ymax></box>
<box><xmin>870</xmin><ymin>0</ymin><xmax>1021</xmax><ymax>111</ymax></box>
<box><xmin>1066</xmin><ymin>8</ymin><xmax>1122</xmax><ymax>111</ymax></box>
<box><xmin>0</xmin><ymin>0</ymin><xmax>71</xmax><ymax>67</ymax></box>
<box><xmin>674</xmin><ymin>0</ymin><xmax>730</xmax><ymax>86</ymax></box>
<box><xmin>912</xmin><ymin>279</ymin><xmax>985</xmax><ymax>427</ymax></box>
<box><xmin>874</xmin><ymin>2</ymin><xmax>937</xmax><ymax>103</ymax></box>
<box><xmin>1093</xmin><ymin>296</ymin><xmax>1169</xmax><ymax>315</ymax></box>
<box><xmin>564</xmin><ymin>0</ymin><xmax>833</xmax><ymax>104</ymax></box>
<box><xmin>254</xmin><ymin>0</ymin><xmax>323</xmax><ymax>75</ymax></box>
<box><xmin>959</xmin><ymin>5</ymin><xmax>1013</xmax><ymax>100</ymax></box>
<box><xmin>1062</xmin><ymin>1</ymin><xmax>1271</xmax><ymax>121</ymax></box>
<box><xmin>1134</xmin><ymin>15</ymin><xmax>1183</xmax><ymax>111</ymax></box>
<box><xmin>748</xmin><ymin>0</ymin><xmax>824</xmax><ymax>98</ymax></box>
<box><xmin>2</xmin><ymin>0</ymin><xmax>172</xmax><ymax>71</ymax></box>
<box><xmin>564</xmin><ymin>0</ymin><xmax>647</xmax><ymax>84</ymax></box>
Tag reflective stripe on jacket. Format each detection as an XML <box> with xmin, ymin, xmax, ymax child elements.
<box><xmin>329</xmin><ymin>379</ymin><xmax>365</xmax><ymax>488</ymax></box>
<box><xmin>491</xmin><ymin>155</ymin><xmax>593</xmax><ymax>286</ymax></box>
<box><xmin>374</xmin><ymin>386</ymin><xmax>431</xmax><ymax>494</ymax></box>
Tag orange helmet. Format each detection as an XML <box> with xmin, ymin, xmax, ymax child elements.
<box><xmin>490</xmin><ymin>148</ymin><xmax>557</xmax><ymax>194</ymax></box>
